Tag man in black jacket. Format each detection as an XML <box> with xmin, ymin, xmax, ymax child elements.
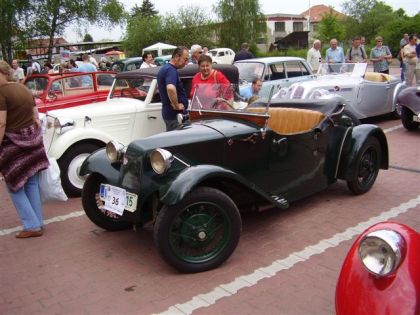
<box><xmin>234</xmin><ymin>43</ymin><xmax>255</xmax><ymax>61</ymax></box>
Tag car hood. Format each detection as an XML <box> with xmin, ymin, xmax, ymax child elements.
<box><xmin>129</xmin><ymin>118</ymin><xmax>260</xmax><ymax>152</ymax></box>
<box><xmin>298</xmin><ymin>75</ymin><xmax>361</xmax><ymax>88</ymax></box>
<box><xmin>45</xmin><ymin>97</ymin><xmax>140</xmax><ymax>119</ymax></box>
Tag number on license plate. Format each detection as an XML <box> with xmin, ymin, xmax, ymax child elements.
<box><xmin>99</xmin><ymin>184</ymin><xmax>138</xmax><ymax>214</ymax></box>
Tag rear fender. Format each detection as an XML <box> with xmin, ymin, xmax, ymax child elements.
<box><xmin>337</xmin><ymin>124</ymin><xmax>388</xmax><ymax>180</ymax></box>
<box><xmin>159</xmin><ymin>164</ymin><xmax>288</xmax><ymax>209</ymax></box>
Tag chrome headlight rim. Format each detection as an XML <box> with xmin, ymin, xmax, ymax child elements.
<box><xmin>358</xmin><ymin>229</ymin><xmax>405</xmax><ymax>277</ymax></box>
<box><xmin>106</xmin><ymin>140</ymin><xmax>126</xmax><ymax>163</ymax></box>
<box><xmin>150</xmin><ymin>148</ymin><xmax>173</xmax><ymax>175</ymax></box>
<box><xmin>52</xmin><ymin>116</ymin><xmax>75</xmax><ymax>134</ymax></box>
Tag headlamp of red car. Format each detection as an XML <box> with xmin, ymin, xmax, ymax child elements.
<box><xmin>358</xmin><ymin>229</ymin><xmax>406</xmax><ymax>277</ymax></box>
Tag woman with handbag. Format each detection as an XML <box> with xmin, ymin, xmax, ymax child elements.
<box><xmin>189</xmin><ymin>54</ymin><xmax>232</xmax><ymax>110</ymax></box>
<box><xmin>0</xmin><ymin>60</ymin><xmax>49</xmax><ymax>238</ymax></box>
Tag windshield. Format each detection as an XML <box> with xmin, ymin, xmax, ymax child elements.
<box><xmin>317</xmin><ymin>63</ymin><xmax>367</xmax><ymax>78</ymax></box>
<box><xmin>110</xmin><ymin>77</ymin><xmax>157</xmax><ymax>101</ymax></box>
<box><xmin>190</xmin><ymin>83</ymin><xmax>268</xmax><ymax>115</ymax></box>
<box><xmin>234</xmin><ymin>62</ymin><xmax>265</xmax><ymax>83</ymax></box>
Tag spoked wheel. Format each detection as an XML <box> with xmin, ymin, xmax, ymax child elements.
<box><xmin>347</xmin><ymin>137</ymin><xmax>381</xmax><ymax>195</ymax></box>
<box><xmin>401</xmin><ymin>106</ymin><xmax>419</xmax><ymax>131</ymax></box>
<box><xmin>82</xmin><ymin>173</ymin><xmax>132</xmax><ymax>231</ymax></box>
<box><xmin>154</xmin><ymin>187</ymin><xmax>241</xmax><ymax>273</ymax></box>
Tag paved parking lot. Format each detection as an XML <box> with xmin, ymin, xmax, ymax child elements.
<box><xmin>1</xmin><ymin>67</ymin><xmax>419</xmax><ymax>315</ymax></box>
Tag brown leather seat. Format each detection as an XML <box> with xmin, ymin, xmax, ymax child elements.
<box><xmin>364</xmin><ymin>72</ymin><xmax>391</xmax><ymax>82</ymax></box>
<box><xmin>247</xmin><ymin>107</ymin><xmax>325</xmax><ymax>134</ymax></box>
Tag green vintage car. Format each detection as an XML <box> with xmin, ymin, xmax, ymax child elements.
<box><xmin>80</xmin><ymin>78</ymin><xmax>389</xmax><ymax>273</ymax></box>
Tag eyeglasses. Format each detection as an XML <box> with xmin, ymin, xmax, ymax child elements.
<box><xmin>376</xmin><ymin>40</ymin><xmax>383</xmax><ymax>42</ymax></box>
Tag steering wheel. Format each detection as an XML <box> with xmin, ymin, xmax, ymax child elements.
<box><xmin>212</xmin><ymin>97</ymin><xmax>235</xmax><ymax>110</ymax></box>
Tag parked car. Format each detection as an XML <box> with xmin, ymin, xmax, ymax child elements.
<box><xmin>42</xmin><ymin>64</ymin><xmax>238</xmax><ymax>197</ymax></box>
<box><xmin>79</xmin><ymin>82</ymin><xmax>389</xmax><ymax>273</ymax></box>
<box><xmin>397</xmin><ymin>86</ymin><xmax>420</xmax><ymax>131</ymax></box>
<box><xmin>336</xmin><ymin>221</ymin><xmax>420</xmax><ymax>315</ymax></box>
<box><xmin>154</xmin><ymin>55</ymin><xmax>171</xmax><ymax>66</ymax></box>
<box><xmin>234</xmin><ymin>57</ymin><xmax>315</xmax><ymax>99</ymax></box>
<box><xmin>208</xmin><ymin>48</ymin><xmax>235</xmax><ymax>64</ymax></box>
<box><xmin>282</xmin><ymin>63</ymin><xmax>405</xmax><ymax>124</ymax></box>
<box><xmin>110</xmin><ymin>57</ymin><xmax>143</xmax><ymax>72</ymax></box>
<box><xmin>25</xmin><ymin>71</ymin><xmax>115</xmax><ymax>113</ymax></box>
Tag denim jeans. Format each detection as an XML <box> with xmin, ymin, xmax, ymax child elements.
<box><xmin>7</xmin><ymin>173</ymin><xmax>43</xmax><ymax>230</ymax></box>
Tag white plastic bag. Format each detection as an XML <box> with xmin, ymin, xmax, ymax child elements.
<box><xmin>39</xmin><ymin>157</ymin><xmax>68</xmax><ymax>203</ymax></box>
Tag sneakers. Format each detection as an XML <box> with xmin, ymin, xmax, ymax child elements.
<box><xmin>15</xmin><ymin>229</ymin><xmax>43</xmax><ymax>238</ymax></box>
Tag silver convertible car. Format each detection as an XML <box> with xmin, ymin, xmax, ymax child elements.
<box><xmin>282</xmin><ymin>63</ymin><xmax>405</xmax><ymax>124</ymax></box>
<box><xmin>234</xmin><ymin>57</ymin><xmax>315</xmax><ymax>99</ymax></box>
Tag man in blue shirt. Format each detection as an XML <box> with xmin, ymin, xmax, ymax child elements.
<box><xmin>157</xmin><ymin>47</ymin><xmax>190</xmax><ymax>131</ymax></box>
<box><xmin>325</xmin><ymin>39</ymin><xmax>345</xmax><ymax>64</ymax></box>
<box><xmin>240</xmin><ymin>78</ymin><xmax>262</xmax><ymax>101</ymax></box>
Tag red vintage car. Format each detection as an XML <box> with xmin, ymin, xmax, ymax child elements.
<box><xmin>24</xmin><ymin>71</ymin><xmax>115</xmax><ymax>113</ymax></box>
<box><xmin>336</xmin><ymin>221</ymin><xmax>420</xmax><ymax>315</ymax></box>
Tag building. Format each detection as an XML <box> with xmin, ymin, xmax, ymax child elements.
<box><xmin>259</xmin><ymin>5</ymin><xmax>346</xmax><ymax>52</ymax></box>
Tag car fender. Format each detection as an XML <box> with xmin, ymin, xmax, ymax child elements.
<box><xmin>47</xmin><ymin>127</ymin><xmax>112</xmax><ymax>159</ymax></box>
<box><xmin>79</xmin><ymin>149</ymin><xmax>120</xmax><ymax>185</ymax></box>
<box><xmin>335</xmin><ymin>221</ymin><xmax>420</xmax><ymax>315</ymax></box>
<box><xmin>337</xmin><ymin>124</ymin><xmax>388</xmax><ymax>180</ymax></box>
<box><xmin>393</xmin><ymin>81</ymin><xmax>407</xmax><ymax>108</ymax></box>
<box><xmin>159</xmin><ymin>164</ymin><xmax>288</xmax><ymax>209</ymax></box>
<box><xmin>398</xmin><ymin>86</ymin><xmax>420</xmax><ymax>114</ymax></box>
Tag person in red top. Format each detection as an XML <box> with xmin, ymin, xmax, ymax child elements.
<box><xmin>190</xmin><ymin>54</ymin><xmax>231</xmax><ymax>109</ymax></box>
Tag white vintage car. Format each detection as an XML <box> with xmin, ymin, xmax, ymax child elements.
<box><xmin>281</xmin><ymin>63</ymin><xmax>406</xmax><ymax>124</ymax></box>
<box><xmin>208</xmin><ymin>48</ymin><xmax>235</xmax><ymax>64</ymax></box>
<box><xmin>42</xmin><ymin>64</ymin><xmax>239</xmax><ymax>197</ymax></box>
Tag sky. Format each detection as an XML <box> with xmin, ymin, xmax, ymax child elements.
<box><xmin>64</xmin><ymin>0</ymin><xmax>420</xmax><ymax>43</ymax></box>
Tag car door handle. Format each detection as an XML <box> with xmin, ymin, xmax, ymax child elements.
<box><xmin>148</xmin><ymin>115</ymin><xmax>157</xmax><ymax>119</ymax></box>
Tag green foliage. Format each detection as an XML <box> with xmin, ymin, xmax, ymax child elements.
<box><xmin>317</xmin><ymin>8</ymin><xmax>345</xmax><ymax>43</ymax></box>
<box><xmin>130</xmin><ymin>0</ymin><xmax>159</xmax><ymax>18</ymax></box>
<box><xmin>214</xmin><ymin>0</ymin><xmax>266</xmax><ymax>51</ymax></box>
<box><xmin>124</xmin><ymin>5</ymin><xmax>214</xmax><ymax>57</ymax></box>
<box><xmin>83</xmin><ymin>33</ymin><xmax>94</xmax><ymax>42</ymax></box>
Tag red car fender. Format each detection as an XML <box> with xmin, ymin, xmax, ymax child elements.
<box><xmin>335</xmin><ymin>221</ymin><xmax>420</xmax><ymax>315</ymax></box>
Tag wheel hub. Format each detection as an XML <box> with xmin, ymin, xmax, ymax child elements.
<box><xmin>180</xmin><ymin>213</ymin><xmax>215</xmax><ymax>246</ymax></box>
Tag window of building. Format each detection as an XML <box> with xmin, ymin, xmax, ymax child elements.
<box><xmin>293</xmin><ymin>22</ymin><xmax>304</xmax><ymax>32</ymax></box>
<box><xmin>312</xmin><ymin>24</ymin><xmax>318</xmax><ymax>32</ymax></box>
<box><xmin>274</xmin><ymin>22</ymin><xmax>285</xmax><ymax>32</ymax></box>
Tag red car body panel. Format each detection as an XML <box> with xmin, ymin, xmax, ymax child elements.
<box><xmin>25</xmin><ymin>71</ymin><xmax>115</xmax><ymax>113</ymax></box>
<box><xmin>335</xmin><ymin>221</ymin><xmax>420</xmax><ymax>315</ymax></box>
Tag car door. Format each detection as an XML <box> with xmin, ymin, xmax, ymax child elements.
<box><xmin>131</xmin><ymin>80</ymin><xmax>166</xmax><ymax>139</ymax></box>
<box><xmin>357</xmin><ymin>80</ymin><xmax>392</xmax><ymax>117</ymax></box>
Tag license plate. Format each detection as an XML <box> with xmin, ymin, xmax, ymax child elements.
<box><xmin>100</xmin><ymin>183</ymin><xmax>138</xmax><ymax>214</ymax></box>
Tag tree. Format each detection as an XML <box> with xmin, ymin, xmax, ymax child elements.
<box><xmin>317</xmin><ymin>9</ymin><xmax>345</xmax><ymax>44</ymax></box>
<box><xmin>214</xmin><ymin>0</ymin><xmax>266</xmax><ymax>52</ymax></box>
<box><xmin>124</xmin><ymin>5</ymin><xmax>214</xmax><ymax>57</ymax></box>
<box><xmin>130</xmin><ymin>0</ymin><xmax>158</xmax><ymax>18</ymax></box>
<box><xmin>0</xmin><ymin>0</ymin><xmax>30</xmax><ymax>63</ymax></box>
<box><xmin>30</xmin><ymin>0</ymin><xmax>126</xmax><ymax>62</ymax></box>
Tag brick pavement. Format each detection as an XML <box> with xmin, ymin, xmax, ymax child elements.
<box><xmin>0</xmin><ymin>108</ymin><xmax>419</xmax><ymax>314</ymax></box>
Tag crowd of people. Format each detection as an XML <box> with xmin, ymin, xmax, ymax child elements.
<box><xmin>307</xmin><ymin>33</ymin><xmax>419</xmax><ymax>85</ymax></box>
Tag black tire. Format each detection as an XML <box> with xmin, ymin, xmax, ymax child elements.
<box><xmin>154</xmin><ymin>186</ymin><xmax>241</xmax><ymax>273</ymax></box>
<box><xmin>401</xmin><ymin>106</ymin><xmax>419</xmax><ymax>131</ymax></box>
<box><xmin>81</xmin><ymin>173</ymin><xmax>132</xmax><ymax>231</ymax></box>
<box><xmin>342</xmin><ymin>109</ymin><xmax>360</xmax><ymax>126</ymax></box>
<box><xmin>347</xmin><ymin>137</ymin><xmax>381</xmax><ymax>195</ymax></box>
<box><xmin>58</xmin><ymin>143</ymin><xmax>102</xmax><ymax>197</ymax></box>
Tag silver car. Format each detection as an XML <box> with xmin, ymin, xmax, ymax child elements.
<box><xmin>234</xmin><ymin>57</ymin><xmax>315</xmax><ymax>99</ymax></box>
<box><xmin>283</xmin><ymin>63</ymin><xmax>405</xmax><ymax>124</ymax></box>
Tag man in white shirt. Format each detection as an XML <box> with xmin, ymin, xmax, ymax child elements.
<box><xmin>11</xmin><ymin>59</ymin><xmax>25</xmax><ymax>83</ymax></box>
<box><xmin>403</xmin><ymin>34</ymin><xmax>419</xmax><ymax>86</ymax></box>
<box><xmin>307</xmin><ymin>40</ymin><xmax>322</xmax><ymax>72</ymax></box>
<box><xmin>140</xmin><ymin>53</ymin><xmax>156</xmax><ymax>69</ymax></box>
